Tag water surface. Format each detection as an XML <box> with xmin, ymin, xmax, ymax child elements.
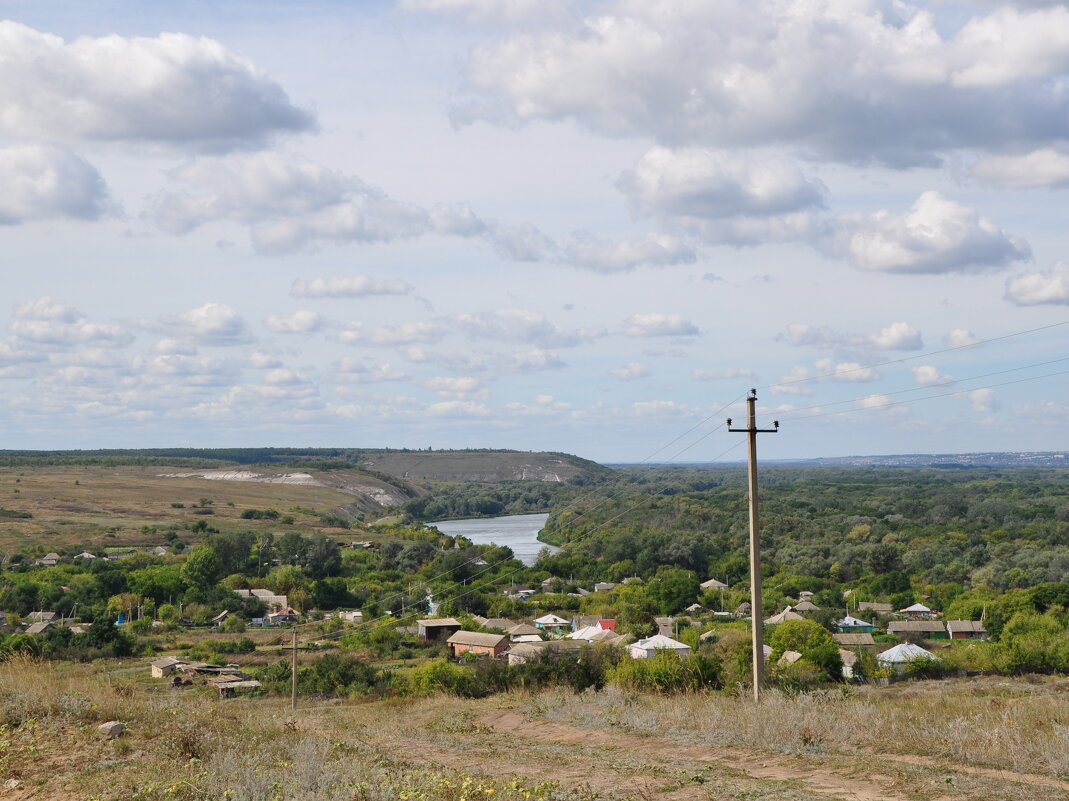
<box><xmin>430</xmin><ymin>513</ymin><xmax>555</xmax><ymax>566</ymax></box>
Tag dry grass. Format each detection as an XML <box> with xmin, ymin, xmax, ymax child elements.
<box><xmin>0</xmin><ymin>465</ymin><xmax>365</xmax><ymax>553</ymax></box>
<box><xmin>535</xmin><ymin>677</ymin><xmax>1069</xmax><ymax>778</ymax></box>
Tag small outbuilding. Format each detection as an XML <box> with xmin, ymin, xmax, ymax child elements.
<box><xmin>877</xmin><ymin>642</ymin><xmax>939</xmax><ymax>672</ymax></box>
<box><xmin>835</xmin><ymin>615</ymin><xmax>874</xmax><ymax>633</ymax></box>
<box><xmin>946</xmin><ymin>620</ymin><xmax>987</xmax><ymax>640</ymax></box>
<box><xmin>628</xmin><ymin>634</ymin><xmax>691</xmax><ymax>659</ymax></box>
<box><xmin>446</xmin><ymin>630</ymin><xmax>509</xmax><ymax>658</ymax></box>
<box><xmin>888</xmin><ymin>620</ymin><xmax>947</xmax><ymax>640</ymax></box>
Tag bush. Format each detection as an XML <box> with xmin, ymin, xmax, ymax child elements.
<box><xmin>607</xmin><ymin>650</ymin><xmax>721</xmax><ymax>694</ymax></box>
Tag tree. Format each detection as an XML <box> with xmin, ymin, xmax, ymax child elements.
<box><xmin>278</xmin><ymin>532</ymin><xmax>307</xmax><ymax>566</ymax></box>
<box><xmin>181</xmin><ymin>545</ymin><xmax>223</xmax><ymax>591</ymax></box>
<box><xmin>303</xmin><ymin>534</ymin><xmax>342</xmax><ymax>579</ymax></box>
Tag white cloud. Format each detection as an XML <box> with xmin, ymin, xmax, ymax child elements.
<box><xmin>968</xmin><ymin>388</ymin><xmax>998</xmax><ymax>413</ymax></box>
<box><xmin>426</xmin><ymin>400</ymin><xmax>492</xmax><ymax>418</ymax></box>
<box><xmin>339</xmin><ymin>320</ymin><xmax>445</xmax><ymax>346</ymax></box>
<box><xmin>166</xmin><ymin>303</ymin><xmax>251</xmax><ymax>346</ymax></box>
<box><xmin>423</xmin><ymin>376</ymin><xmax>485</xmax><ymax>398</ymax></box>
<box><xmin>401</xmin><ymin>0</ymin><xmax>572</xmax><ymax>25</ymax></box>
<box><xmin>334</xmin><ymin>358</ymin><xmax>408</xmax><ymax>383</ymax></box>
<box><xmin>770</xmin><ymin>365</ymin><xmax>814</xmax><ymax>396</ymax></box>
<box><xmin>0</xmin><ymin>146</ymin><xmax>111</xmax><ymax>224</ymax></box>
<box><xmin>10</xmin><ymin>297</ymin><xmax>133</xmax><ymax>348</ymax></box>
<box><xmin>249</xmin><ymin>351</ymin><xmax>283</xmax><ymax>369</ymax></box>
<box><xmin>858</xmin><ymin>394</ymin><xmax>891</xmax><ymax>410</ymax></box>
<box><xmin>452</xmin><ymin>309</ymin><xmax>605</xmax><ymax>347</ymax></box>
<box><xmin>564</xmin><ymin>232</ymin><xmax>695</xmax><ymax>272</ymax></box>
<box><xmin>814</xmin><ymin>359</ymin><xmax>880</xmax><ymax>382</ymax></box>
<box><xmin>621</xmin><ymin>313</ymin><xmax>699</xmax><ymax>338</ymax></box>
<box><xmin>264</xmin><ymin>310</ymin><xmax>324</xmax><ymax>333</ymax></box>
<box><xmin>501</xmin><ymin>348</ymin><xmax>564</xmax><ymax>373</ymax></box>
<box><xmin>0</xmin><ymin>21</ymin><xmax>312</xmax><ymax>148</ymax></box>
<box><xmin>630</xmin><ymin>400</ymin><xmax>690</xmax><ymax>417</ymax></box>
<box><xmin>826</xmin><ymin>191</ymin><xmax>1029</xmax><ymax>274</ymax></box>
<box><xmin>944</xmin><ymin>328</ymin><xmax>981</xmax><ymax>348</ymax></box>
<box><xmin>610</xmin><ymin>362</ymin><xmax>649</xmax><ymax>380</ymax></box>
<box><xmin>912</xmin><ymin>365</ymin><xmax>954</xmax><ymax>386</ymax></box>
<box><xmin>784</xmin><ymin>321</ymin><xmax>922</xmax><ymax>352</ymax></box>
<box><xmin>291</xmin><ymin>275</ymin><xmax>413</xmax><ymax>299</ymax></box>
<box><xmin>1005</xmin><ymin>263</ymin><xmax>1069</xmax><ymax>305</ymax></box>
<box><xmin>455</xmin><ymin>3</ymin><xmax>1069</xmax><ymax>167</ymax></box>
<box><xmin>973</xmin><ymin>148</ymin><xmax>1069</xmax><ymax>189</ymax></box>
<box><xmin>154</xmin><ymin>339</ymin><xmax>197</xmax><ymax>356</ymax></box>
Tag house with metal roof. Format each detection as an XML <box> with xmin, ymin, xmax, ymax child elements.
<box><xmin>446</xmin><ymin>630</ymin><xmax>510</xmax><ymax>658</ymax></box>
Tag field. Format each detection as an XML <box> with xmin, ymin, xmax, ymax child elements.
<box><xmin>2</xmin><ymin>656</ymin><xmax>1069</xmax><ymax>801</ymax></box>
<box><xmin>0</xmin><ymin>465</ymin><xmax>405</xmax><ymax>555</ymax></box>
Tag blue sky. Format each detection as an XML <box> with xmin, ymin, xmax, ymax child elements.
<box><xmin>0</xmin><ymin>0</ymin><xmax>1067</xmax><ymax>463</ymax></box>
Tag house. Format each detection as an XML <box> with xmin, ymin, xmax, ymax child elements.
<box><xmin>888</xmin><ymin>620</ymin><xmax>947</xmax><ymax>640</ymax></box>
<box><xmin>73</xmin><ymin>551</ymin><xmax>97</xmax><ymax>561</ymax></box>
<box><xmin>481</xmin><ymin>617</ymin><xmax>517</xmax><ymax>632</ymax></box>
<box><xmin>233</xmin><ymin>589</ymin><xmax>288</xmax><ymax>612</ymax></box>
<box><xmin>211</xmin><ymin>610</ymin><xmax>230</xmax><ymax>626</ymax></box>
<box><xmin>764</xmin><ymin>607</ymin><xmax>804</xmax><ymax>625</ymax></box>
<box><xmin>150</xmin><ymin>657</ymin><xmax>187</xmax><ymax>678</ymax></box>
<box><xmin>628</xmin><ymin>634</ymin><xmax>691</xmax><ymax>659</ymax></box>
<box><xmin>798</xmin><ymin>591</ymin><xmax>815</xmax><ymax>601</ymax></box>
<box><xmin>654</xmin><ymin>617</ymin><xmax>675</xmax><ymax>637</ymax></box>
<box><xmin>25</xmin><ymin>621</ymin><xmax>54</xmax><ymax>635</ymax></box>
<box><xmin>506</xmin><ymin>622</ymin><xmax>541</xmax><ymax>640</ymax></box>
<box><xmin>946</xmin><ymin>620</ymin><xmax>987</xmax><ymax>640</ymax></box>
<box><xmin>341</xmin><ymin>610</ymin><xmax>364</xmax><ymax>623</ymax></box>
<box><xmin>533</xmin><ymin>614</ymin><xmax>570</xmax><ymax>633</ymax></box>
<box><xmin>503</xmin><ymin>584</ymin><xmax>535</xmax><ymax>599</ymax></box>
<box><xmin>877</xmin><ymin>642</ymin><xmax>939</xmax><ymax>672</ymax></box>
<box><xmin>835</xmin><ymin>616</ymin><xmax>874</xmax><ymax>633</ymax></box>
<box><xmin>792</xmin><ymin>600</ymin><xmax>820</xmax><ymax>612</ymax></box>
<box><xmin>833</xmin><ymin>632</ymin><xmax>876</xmax><ymax>648</ymax></box>
<box><xmin>417</xmin><ymin>617</ymin><xmax>462</xmax><ymax>641</ymax></box>
<box><xmin>858</xmin><ymin>601</ymin><xmax>892</xmax><ymax>614</ymax></box>
<box><xmin>700</xmin><ymin>578</ymin><xmax>728</xmax><ymax>591</ymax></box>
<box><xmin>266</xmin><ymin>609</ymin><xmax>300</xmax><ymax>626</ymax></box>
<box><xmin>593</xmin><ymin>582</ymin><xmax>616</xmax><ymax>593</ymax></box>
<box><xmin>571</xmin><ymin>615</ymin><xmax>601</xmax><ymax>631</ymax></box>
<box><xmin>26</xmin><ymin>611</ymin><xmax>57</xmax><ymax>624</ymax></box>
<box><xmin>37</xmin><ymin>553</ymin><xmax>61</xmax><ymax>567</ymax></box>
<box><xmin>685</xmin><ymin>603</ymin><xmax>703</xmax><ymax>613</ymax></box>
<box><xmin>508</xmin><ymin>639</ymin><xmax>586</xmax><ymax>665</ymax></box>
<box><xmin>839</xmin><ymin>648</ymin><xmax>859</xmax><ymax>680</ymax></box>
<box><xmin>900</xmin><ymin>602</ymin><xmax>934</xmax><ymax>619</ymax></box>
<box><xmin>446</xmin><ymin>630</ymin><xmax>510</xmax><ymax>658</ymax></box>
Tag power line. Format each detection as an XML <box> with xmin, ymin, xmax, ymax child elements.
<box><xmin>760</xmin><ymin>318</ymin><xmax>1069</xmax><ymax>390</ymax></box>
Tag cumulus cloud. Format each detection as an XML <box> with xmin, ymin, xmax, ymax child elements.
<box><xmin>973</xmin><ymin>148</ymin><xmax>1069</xmax><ymax>188</ymax></box>
<box><xmin>814</xmin><ymin>359</ymin><xmax>880</xmax><ymax>382</ymax></box>
<box><xmin>423</xmin><ymin>375</ymin><xmax>486</xmax><ymax>399</ymax></box>
<box><xmin>858</xmin><ymin>394</ymin><xmax>891</xmax><ymax>410</ymax></box>
<box><xmin>454</xmin><ymin>3</ymin><xmax>1069</xmax><ymax>167</ymax></box>
<box><xmin>622</xmin><ymin>313</ymin><xmax>699</xmax><ymax>337</ymax></box>
<box><xmin>0</xmin><ymin>21</ymin><xmax>312</xmax><ymax>149</ymax></box>
<box><xmin>426</xmin><ymin>400</ymin><xmax>492</xmax><ymax>418</ymax></box>
<box><xmin>249</xmin><ymin>351</ymin><xmax>283</xmax><ymax>369</ymax></box>
<box><xmin>944</xmin><ymin>328</ymin><xmax>981</xmax><ymax>348</ymax></box>
<box><xmin>264</xmin><ymin>310</ymin><xmax>324</xmax><ymax>334</ymax></box>
<box><xmin>784</xmin><ymin>321</ymin><xmax>922</xmax><ymax>352</ymax></box>
<box><xmin>913</xmin><ymin>365</ymin><xmax>954</xmax><ymax>386</ymax></box>
<box><xmin>1005</xmin><ymin>263</ymin><xmax>1069</xmax><ymax>305</ymax></box>
<box><xmin>826</xmin><ymin>192</ymin><xmax>1030</xmax><ymax>274</ymax></box>
<box><xmin>334</xmin><ymin>358</ymin><xmax>408</xmax><ymax>383</ymax></box>
<box><xmin>619</xmin><ymin>146</ymin><xmax>824</xmax><ymax>244</ymax></box>
<box><xmin>0</xmin><ymin>146</ymin><xmax>111</xmax><ymax>224</ymax></box>
<box><xmin>339</xmin><ymin>320</ymin><xmax>445</xmax><ymax>346</ymax></box>
<box><xmin>10</xmin><ymin>297</ymin><xmax>133</xmax><ymax>348</ymax></box>
<box><xmin>451</xmin><ymin>309</ymin><xmax>605</xmax><ymax>347</ymax></box>
<box><xmin>610</xmin><ymin>362</ymin><xmax>649</xmax><ymax>380</ymax></box>
<box><xmin>291</xmin><ymin>275</ymin><xmax>413</xmax><ymax>299</ymax></box>
<box><xmin>968</xmin><ymin>388</ymin><xmax>998</xmax><ymax>413</ymax></box>
<box><xmin>564</xmin><ymin>231</ymin><xmax>695</xmax><ymax>272</ymax></box>
<box><xmin>401</xmin><ymin>0</ymin><xmax>573</xmax><ymax>25</ymax></box>
<box><xmin>501</xmin><ymin>348</ymin><xmax>565</xmax><ymax>373</ymax></box>
<box><xmin>164</xmin><ymin>303</ymin><xmax>252</xmax><ymax>346</ymax></box>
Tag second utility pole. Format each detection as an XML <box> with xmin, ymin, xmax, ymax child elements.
<box><xmin>728</xmin><ymin>389</ymin><xmax>778</xmax><ymax>701</ymax></box>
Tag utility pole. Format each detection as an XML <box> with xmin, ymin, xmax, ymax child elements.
<box><xmin>728</xmin><ymin>389</ymin><xmax>779</xmax><ymax>701</ymax></box>
<box><xmin>290</xmin><ymin>627</ymin><xmax>298</xmax><ymax>711</ymax></box>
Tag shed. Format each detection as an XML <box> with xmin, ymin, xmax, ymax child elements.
<box><xmin>25</xmin><ymin>621</ymin><xmax>54</xmax><ymax>635</ymax></box>
<box><xmin>533</xmin><ymin>614</ymin><xmax>570</xmax><ymax>631</ymax></box>
<box><xmin>946</xmin><ymin>620</ymin><xmax>987</xmax><ymax>640</ymax></box>
<box><xmin>764</xmin><ymin>607</ymin><xmax>804</xmax><ymax>625</ymax></box>
<box><xmin>628</xmin><ymin>634</ymin><xmax>690</xmax><ymax>659</ymax></box>
<box><xmin>839</xmin><ymin>648</ymin><xmax>859</xmax><ymax>680</ymax></box>
<box><xmin>888</xmin><ymin>620</ymin><xmax>947</xmax><ymax>640</ymax></box>
<box><xmin>74</xmin><ymin>551</ymin><xmax>97</xmax><ymax>560</ymax></box>
<box><xmin>150</xmin><ymin>657</ymin><xmax>187</xmax><ymax>678</ymax></box>
<box><xmin>481</xmin><ymin>617</ymin><xmax>517</xmax><ymax>632</ymax></box>
<box><xmin>777</xmin><ymin>650</ymin><xmax>803</xmax><ymax>666</ymax></box>
<box><xmin>26</xmin><ymin>611</ymin><xmax>57</xmax><ymax>623</ymax></box>
<box><xmin>593</xmin><ymin>582</ymin><xmax>616</xmax><ymax>592</ymax></box>
<box><xmin>417</xmin><ymin>617</ymin><xmax>462</xmax><ymax>641</ymax></box>
<box><xmin>508</xmin><ymin>639</ymin><xmax>586</xmax><ymax>665</ymax></box>
<box><xmin>506</xmin><ymin>623</ymin><xmax>541</xmax><ymax>639</ymax></box>
<box><xmin>858</xmin><ymin>601</ymin><xmax>892</xmax><ymax>614</ymax></box>
<box><xmin>792</xmin><ymin>600</ymin><xmax>820</xmax><ymax>612</ymax></box>
<box><xmin>446</xmin><ymin>630</ymin><xmax>509</xmax><ymax>658</ymax></box>
<box><xmin>833</xmin><ymin>632</ymin><xmax>876</xmax><ymax>648</ymax></box>
<box><xmin>700</xmin><ymin>578</ymin><xmax>728</xmax><ymax>590</ymax></box>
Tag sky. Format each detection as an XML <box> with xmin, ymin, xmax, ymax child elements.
<box><xmin>0</xmin><ymin>0</ymin><xmax>1068</xmax><ymax>464</ymax></box>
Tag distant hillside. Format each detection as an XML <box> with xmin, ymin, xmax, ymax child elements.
<box><xmin>359</xmin><ymin>450</ymin><xmax>608</xmax><ymax>483</ymax></box>
<box><xmin>785</xmin><ymin>452</ymin><xmax>1069</xmax><ymax>468</ymax></box>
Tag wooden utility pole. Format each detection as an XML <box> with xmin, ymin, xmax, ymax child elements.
<box><xmin>728</xmin><ymin>389</ymin><xmax>778</xmax><ymax>701</ymax></box>
<box><xmin>290</xmin><ymin>627</ymin><xmax>298</xmax><ymax>711</ymax></box>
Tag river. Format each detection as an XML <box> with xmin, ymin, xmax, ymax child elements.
<box><xmin>429</xmin><ymin>512</ymin><xmax>557</xmax><ymax>566</ymax></box>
